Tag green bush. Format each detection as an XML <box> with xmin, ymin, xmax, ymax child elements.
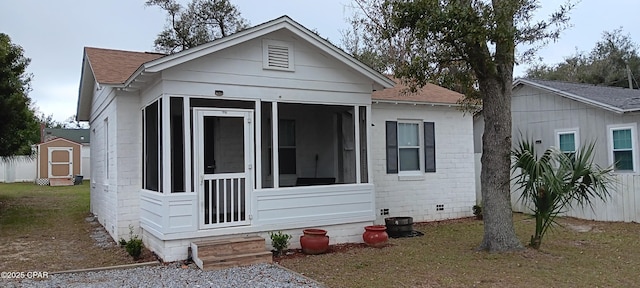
<box><xmin>269</xmin><ymin>231</ymin><xmax>292</xmax><ymax>256</ymax></box>
<box><xmin>124</xmin><ymin>225</ymin><xmax>143</xmax><ymax>259</ymax></box>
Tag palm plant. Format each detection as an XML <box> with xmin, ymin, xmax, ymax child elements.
<box><xmin>512</xmin><ymin>139</ymin><xmax>614</xmax><ymax>249</ymax></box>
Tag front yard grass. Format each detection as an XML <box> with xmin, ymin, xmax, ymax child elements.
<box><xmin>3</xmin><ymin>181</ymin><xmax>640</xmax><ymax>287</ymax></box>
<box><xmin>280</xmin><ymin>214</ymin><xmax>640</xmax><ymax>288</ymax></box>
<box><xmin>0</xmin><ymin>182</ymin><xmax>149</xmax><ymax>272</ymax></box>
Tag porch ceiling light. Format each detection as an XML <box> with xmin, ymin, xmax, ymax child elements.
<box><xmin>215</xmin><ymin>90</ymin><xmax>224</xmax><ymax>96</ymax></box>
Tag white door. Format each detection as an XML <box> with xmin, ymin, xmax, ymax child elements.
<box><xmin>194</xmin><ymin>108</ymin><xmax>254</xmax><ymax>229</ymax></box>
<box><xmin>48</xmin><ymin>147</ymin><xmax>73</xmax><ymax>178</ymax></box>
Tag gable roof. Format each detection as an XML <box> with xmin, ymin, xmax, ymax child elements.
<box><xmin>37</xmin><ymin>137</ymin><xmax>82</xmax><ymax>148</ymax></box>
<box><xmin>514</xmin><ymin>78</ymin><xmax>640</xmax><ymax>113</ymax></box>
<box><xmin>372</xmin><ymin>78</ymin><xmax>463</xmax><ymax>105</ymax></box>
<box><xmin>77</xmin><ymin>15</ymin><xmax>395</xmax><ymax>121</ymax></box>
<box><xmin>42</xmin><ymin>128</ymin><xmax>90</xmax><ymax>144</ymax></box>
<box><xmin>124</xmin><ymin>16</ymin><xmax>394</xmax><ymax>89</ymax></box>
<box><xmin>84</xmin><ymin>48</ymin><xmax>165</xmax><ymax>85</ymax></box>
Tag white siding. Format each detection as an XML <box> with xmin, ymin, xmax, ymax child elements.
<box><xmin>160</xmin><ymin>30</ymin><xmax>373</xmax><ymax>105</ymax></box>
<box><xmin>89</xmin><ymin>86</ymin><xmax>119</xmax><ymax>240</ymax></box>
<box><xmin>372</xmin><ymin>103</ymin><xmax>476</xmax><ymax>223</ymax></box>
<box><xmin>115</xmin><ymin>93</ymin><xmax>143</xmax><ymax>238</ymax></box>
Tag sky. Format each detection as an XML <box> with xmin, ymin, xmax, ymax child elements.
<box><xmin>1</xmin><ymin>0</ymin><xmax>639</xmax><ymax>122</ymax></box>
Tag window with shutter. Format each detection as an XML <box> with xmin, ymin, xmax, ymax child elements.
<box><xmin>385</xmin><ymin>121</ymin><xmax>436</xmax><ymax>176</ymax></box>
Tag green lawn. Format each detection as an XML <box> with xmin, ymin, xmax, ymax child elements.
<box><xmin>0</xmin><ymin>182</ymin><xmax>144</xmax><ymax>272</ymax></box>
<box><xmin>0</xmin><ymin>182</ymin><xmax>89</xmax><ymax>233</ymax></box>
<box><xmin>280</xmin><ymin>214</ymin><xmax>640</xmax><ymax>288</ymax></box>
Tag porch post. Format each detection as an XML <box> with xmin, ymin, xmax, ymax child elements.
<box><xmin>183</xmin><ymin>96</ymin><xmax>192</xmax><ymax>193</ymax></box>
<box><xmin>162</xmin><ymin>94</ymin><xmax>171</xmax><ymax>194</ymax></box>
<box><xmin>366</xmin><ymin>105</ymin><xmax>372</xmax><ymax>183</ymax></box>
<box><xmin>354</xmin><ymin>105</ymin><xmax>361</xmax><ymax>184</ymax></box>
<box><xmin>255</xmin><ymin>99</ymin><xmax>262</xmax><ymax>189</ymax></box>
<box><xmin>272</xmin><ymin>101</ymin><xmax>279</xmax><ymax>188</ymax></box>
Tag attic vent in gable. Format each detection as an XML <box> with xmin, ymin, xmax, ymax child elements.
<box><xmin>263</xmin><ymin>39</ymin><xmax>294</xmax><ymax>71</ymax></box>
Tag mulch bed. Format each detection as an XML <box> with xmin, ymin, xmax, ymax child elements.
<box><xmin>273</xmin><ymin>243</ymin><xmax>371</xmax><ymax>263</ymax></box>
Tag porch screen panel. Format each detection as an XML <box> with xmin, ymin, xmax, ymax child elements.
<box><xmin>170</xmin><ymin>97</ymin><xmax>185</xmax><ymax>192</ymax></box>
<box><xmin>261</xmin><ymin>102</ymin><xmax>273</xmax><ymax>188</ymax></box>
<box><xmin>359</xmin><ymin>106</ymin><xmax>368</xmax><ymax>183</ymax></box>
<box><xmin>144</xmin><ymin>100</ymin><xmax>161</xmax><ymax>192</ymax></box>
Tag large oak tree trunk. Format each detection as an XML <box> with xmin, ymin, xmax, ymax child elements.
<box><xmin>477</xmin><ymin>76</ymin><xmax>523</xmax><ymax>252</ymax></box>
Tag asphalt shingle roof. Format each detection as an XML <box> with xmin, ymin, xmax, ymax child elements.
<box><xmin>372</xmin><ymin>77</ymin><xmax>463</xmax><ymax>105</ymax></box>
<box><xmin>85</xmin><ymin>47</ymin><xmax>165</xmax><ymax>84</ymax></box>
<box><xmin>43</xmin><ymin>128</ymin><xmax>90</xmax><ymax>144</ymax></box>
<box><xmin>520</xmin><ymin>78</ymin><xmax>640</xmax><ymax>112</ymax></box>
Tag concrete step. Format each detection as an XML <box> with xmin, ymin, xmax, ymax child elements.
<box><xmin>200</xmin><ymin>251</ymin><xmax>273</xmax><ymax>271</ymax></box>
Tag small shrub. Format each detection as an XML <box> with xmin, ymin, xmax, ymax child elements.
<box><xmin>269</xmin><ymin>231</ymin><xmax>292</xmax><ymax>256</ymax></box>
<box><xmin>124</xmin><ymin>225</ymin><xmax>143</xmax><ymax>260</ymax></box>
<box><xmin>472</xmin><ymin>204</ymin><xmax>483</xmax><ymax>220</ymax></box>
<box><xmin>118</xmin><ymin>238</ymin><xmax>127</xmax><ymax>247</ymax></box>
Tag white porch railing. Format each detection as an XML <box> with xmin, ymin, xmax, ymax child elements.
<box><xmin>201</xmin><ymin>173</ymin><xmax>249</xmax><ymax>228</ymax></box>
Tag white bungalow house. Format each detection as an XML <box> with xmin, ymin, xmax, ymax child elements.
<box><xmin>77</xmin><ymin>16</ymin><xmax>476</xmax><ymax>262</ymax></box>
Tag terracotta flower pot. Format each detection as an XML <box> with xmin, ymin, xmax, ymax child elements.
<box><xmin>300</xmin><ymin>228</ymin><xmax>329</xmax><ymax>255</ymax></box>
<box><xmin>363</xmin><ymin>225</ymin><xmax>389</xmax><ymax>248</ymax></box>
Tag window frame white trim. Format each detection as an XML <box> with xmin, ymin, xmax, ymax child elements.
<box><xmin>607</xmin><ymin>123</ymin><xmax>638</xmax><ymax>173</ymax></box>
<box><xmin>554</xmin><ymin>128</ymin><xmax>580</xmax><ymax>154</ymax></box>
<box><xmin>396</xmin><ymin>120</ymin><xmax>424</xmax><ymax>179</ymax></box>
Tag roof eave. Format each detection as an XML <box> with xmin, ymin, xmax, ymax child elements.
<box><xmin>372</xmin><ymin>99</ymin><xmax>462</xmax><ymax>107</ymax></box>
<box><xmin>77</xmin><ymin>54</ymin><xmax>95</xmax><ymax>121</ymax></box>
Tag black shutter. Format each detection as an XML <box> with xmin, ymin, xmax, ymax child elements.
<box><xmin>424</xmin><ymin>122</ymin><xmax>436</xmax><ymax>172</ymax></box>
<box><xmin>386</xmin><ymin>121</ymin><xmax>398</xmax><ymax>174</ymax></box>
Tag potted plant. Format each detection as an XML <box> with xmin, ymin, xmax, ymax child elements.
<box><xmin>473</xmin><ymin>204</ymin><xmax>483</xmax><ymax>220</ymax></box>
<box><xmin>269</xmin><ymin>231</ymin><xmax>292</xmax><ymax>256</ymax></box>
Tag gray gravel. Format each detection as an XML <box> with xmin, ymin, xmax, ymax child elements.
<box><xmin>0</xmin><ymin>263</ymin><xmax>323</xmax><ymax>288</ymax></box>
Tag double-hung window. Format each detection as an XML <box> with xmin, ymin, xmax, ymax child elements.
<box><xmin>398</xmin><ymin>122</ymin><xmax>420</xmax><ymax>171</ymax></box>
<box><xmin>386</xmin><ymin>120</ymin><xmax>436</xmax><ymax>176</ymax></box>
<box><xmin>609</xmin><ymin>124</ymin><xmax>636</xmax><ymax>172</ymax></box>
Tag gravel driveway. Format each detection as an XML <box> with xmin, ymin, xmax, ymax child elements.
<box><xmin>0</xmin><ymin>263</ymin><xmax>323</xmax><ymax>288</ymax></box>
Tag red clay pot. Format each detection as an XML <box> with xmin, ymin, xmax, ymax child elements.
<box><xmin>363</xmin><ymin>225</ymin><xmax>389</xmax><ymax>248</ymax></box>
<box><xmin>300</xmin><ymin>228</ymin><xmax>329</xmax><ymax>255</ymax></box>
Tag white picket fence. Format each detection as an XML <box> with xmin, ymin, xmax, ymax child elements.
<box><xmin>475</xmin><ymin>153</ymin><xmax>640</xmax><ymax>223</ymax></box>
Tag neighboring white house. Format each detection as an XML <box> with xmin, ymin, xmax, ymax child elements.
<box><xmin>77</xmin><ymin>15</ymin><xmax>475</xmax><ymax>262</ymax></box>
<box><xmin>507</xmin><ymin>78</ymin><xmax>640</xmax><ymax>222</ymax></box>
